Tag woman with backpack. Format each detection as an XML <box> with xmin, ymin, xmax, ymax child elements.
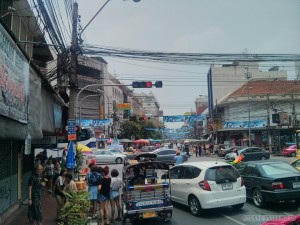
<box><xmin>86</xmin><ymin>164</ymin><xmax>102</xmax><ymax>219</ymax></box>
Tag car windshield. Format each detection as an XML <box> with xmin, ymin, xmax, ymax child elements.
<box><xmin>260</xmin><ymin>163</ymin><xmax>299</xmax><ymax>175</ymax></box>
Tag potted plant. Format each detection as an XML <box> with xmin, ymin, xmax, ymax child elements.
<box><xmin>58</xmin><ymin>191</ymin><xmax>90</xmax><ymax>225</ymax></box>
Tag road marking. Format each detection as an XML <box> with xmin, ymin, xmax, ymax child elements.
<box><xmin>221</xmin><ymin>214</ymin><xmax>247</xmax><ymax>225</ymax></box>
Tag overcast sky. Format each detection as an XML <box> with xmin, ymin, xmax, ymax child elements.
<box><xmin>76</xmin><ymin>0</ymin><xmax>300</xmax><ymax>128</ymax></box>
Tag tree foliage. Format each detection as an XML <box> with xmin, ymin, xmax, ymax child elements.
<box><xmin>119</xmin><ymin>119</ymin><xmax>165</xmax><ymax>140</ymax></box>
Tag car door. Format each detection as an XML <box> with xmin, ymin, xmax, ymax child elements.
<box><xmin>241</xmin><ymin>164</ymin><xmax>259</xmax><ymax>197</ymax></box>
<box><xmin>103</xmin><ymin>151</ymin><xmax>114</xmax><ymax>163</ymax></box>
<box><xmin>169</xmin><ymin>166</ymin><xmax>183</xmax><ymax>203</ymax></box>
<box><xmin>242</xmin><ymin>149</ymin><xmax>254</xmax><ymax>161</ymax></box>
<box><xmin>95</xmin><ymin>151</ymin><xmax>104</xmax><ymax>163</ymax></box>
<box><xmin>157</xmin><ymin>150</ymin><xmax>174</xmax><ymax>163</ymax></box>
<box><xmin>174</xmin><ymin>166</ymin><xmax>201</xmax><ymax>205</ymax></box>
<box><xmin>165</xmin><ymin>150</ymin><xmax>176</xmax><ymax>164</ymax></box>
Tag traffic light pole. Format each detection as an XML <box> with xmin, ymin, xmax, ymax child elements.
<box><xmin>75</xmin><ymin>84</ymin><xmax>130</xmax><ymax>126</ymax></box>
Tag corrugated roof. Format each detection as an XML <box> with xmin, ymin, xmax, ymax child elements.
<box><xmin>230</xmin><ymin>80</ymin><xmax>300</xmax><ymax>97</ymax></box>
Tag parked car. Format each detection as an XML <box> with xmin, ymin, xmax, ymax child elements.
<box><xmin>140</xmin><ymin>145</ymin><xmax>157</xmax><ymax>152</ymax></box>
<box><xmin>225</xmin><ymin>147</ymin><xmax>270</xmax><ymax>162</ymax></box>
<box><xmin>260</xmin><ymin>215</ymin><xmax>300</xmax><ymax>225</ymax></box>
<box><xmin>237</xmin><ymin>160</ymin><xmax>300</xmax><ymax>208</ymax></box>
<box><xmin>94</xmin><ymin>149</ymin><xmax>126</xmax><ymax>164</ymax></box>
<box><xmin>218</xmin><ymin>146</ymin><xmax>243</xmax><ymax>157</ymax></box>
<box><xmin>290</xmin><ymin>158</ymin><xmax>300</xmax><ymax>171</ymax></box>
<box><xmin>151</xmin><ymin>148</ymin><xmax>188</xmax><ymax>164</ymax></box>
<box><xmin>281</xmin><ymin>144</ymin><xmax>297</xmax><ymax>157</ymax></box>
<box><xmin>161</xmin><ymin>161</ymin><xmax>246</xmax><ymax>216</ymax></box>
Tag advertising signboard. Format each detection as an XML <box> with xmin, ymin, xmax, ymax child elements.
<box><xmin>0</xmin><ymin>23</ymin><xmax>29</xmax><ymax>123</ymax></box>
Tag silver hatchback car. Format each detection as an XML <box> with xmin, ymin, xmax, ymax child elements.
<box><xmin>95</xmin><ymin>150</ymin><xmax>126</xmax><ymax>164</ymax></box>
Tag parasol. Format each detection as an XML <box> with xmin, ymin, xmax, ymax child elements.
<box><xmin>66</xmin><ymin>141</ymin><xmax>76</xmax><ymax>169</ymax></box>
<box><xmin>133</xmin><ymin>139</ymin><xmax>150</xmax><ymax>144</ymax></box>
<box><xmin>77</xmin><ymin>144</ymin><xmax>93</xmax><ymax>153</ymax></box>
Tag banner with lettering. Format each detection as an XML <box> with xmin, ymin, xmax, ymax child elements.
<box><xmin>0</xmin><ymin>24</ymin><xmax>29</xmax><ymax>123</ymax></box>
<box><xmin>163</xmin><ymin>115</ymin><xmax>205</xmax><ymax>122</ymax></box>
<box><xmin>78</xmin><ymin>119</ymin><xmax>112</xmax><ymax>127</ymax></box>
<box><xmin>223</xmin><ymin>120</ymin><xmax>267</xmax><ymax>129</ymax></box>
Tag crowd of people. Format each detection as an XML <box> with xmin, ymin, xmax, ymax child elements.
<box><xmin>29</xmin><ymin>153</ymin><xmax>123</xmax><ymax>225</ymax></box>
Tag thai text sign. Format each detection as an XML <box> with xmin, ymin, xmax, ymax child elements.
<box><xmin>0</xmin><ymin>24</ymin><xmax>29</xmax><ymax>123</ymax></box>
<box><xmin>0</xmin><ymin>25</ymin><xmax>29</xmax><ymax>123</ymax></box>
<box><xmin>223</xmin><ymin>120</ymin><xmax>267</xmax><ymax>129</ymax></box>
<box><xmin>116</xmin><ymin>103</ymin><xmax>131</xmax><ymax>110</ymax></box>
<box><xmin>67</xmin><ymin>119</ymin><xmax>77</xmax><ymax>141</ymax></box>
<box><xmin>163</xmin><ymin>115</ymin><xmax>205</xmax><ymax>122</ymax></box>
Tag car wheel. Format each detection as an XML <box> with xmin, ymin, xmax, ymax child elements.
<box><xmin>231</xmin><ymin>203</ymin><xmax>244</xmax><ymax>209</ymax></box>
<box><xmin>291</xmin><ymin>153</ymin><xmax>296</xmax><ymax>157</ymax></box>
<box><xmin>188</xmin><ymin>195</ymin><xmax>203</xmax><ymax>216</ymax></box>
<box><xmin>253</xmin><ymin>189</ymin><xmax>265</xmax><ymax>208</ymax></box>
<box><xmin>261</xmin><ymin>156</ymin><xmax>267</xmax><ymax>160</ymax></box>
<box><xmin>116</xmin><ymin>157</ymin><xmax>123</xmax><ymax>164</ymax></box>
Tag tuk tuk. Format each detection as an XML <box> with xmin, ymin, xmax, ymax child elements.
<box><xmin>122</xmin><ymin>161</ymin><xmax>173</xmax><ymax>225</ymax></box>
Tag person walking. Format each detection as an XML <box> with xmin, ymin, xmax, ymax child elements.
<box><xmin>28</xmin><ymin>164</ymin><xmax>46</xmax><ymax>225</ymax></box>
<box><xmin>52</xmin><ymin>168</ymin><xmax>67</xmax><ymax>220</ymax></box>
<box><xmin>86</xmin><ymin>164</ymin><xmax>102</xmax><ymax>219</ymax></box>
<box><xmin>64</xmin><ymin>173</ymin><xmax>77</xmax><ymax>193</ymax></box>
<box><xmin>44</xmin><ymin>158</ymin><xmax>54</xmax><ymax>193</ymax></box>
<box><xmin>98</xmin><ymin>166</ymin><xmax>111</xmax><ymax>225</ymax></box>
<box><xmin>110</xmin><ymin>169</ymin><xmax>122</xmax><ymax>223</ymax></box>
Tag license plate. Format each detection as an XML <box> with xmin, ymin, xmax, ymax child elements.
<box><xmin>143</xmin><ymin>211</ymin><xmax>156</xmax><ymax>218</ymax></box>
<box><xmin>292</xmin><ymin>182</ymin><xmax>300</xmax><ymax>188</ymax></box>
<box><xmin>222</xmin><ymin>183</ymin><xmax>233</xmax><ymax>190</ymax></box>
<box><xmin>136</xmin><ymin>200</ymin><xmax>163</xmax><ymax>207</ymax></box>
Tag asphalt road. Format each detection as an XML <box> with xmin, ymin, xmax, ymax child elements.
<box><xmin>99</xmin><ymin>155</ymin><xmax>300</xmax><ymax>225</ymax></box>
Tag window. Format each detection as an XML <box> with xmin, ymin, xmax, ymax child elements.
<box><xmin>260</xmin><ymin>163</ymin><xmax>298</xmax><ymax>175</ymax></box>
<box><xmin>170</xmin><ymin>167</ymin><xmax>181</xmax><ymax>179</ymax></box>
<box><xmin>243</xmin><ymin>164</ymin><xmax>259</xmax><ymax>176</ymax></box>
<box><xmin>180</xmin><ymin>166</ymin><xmax>201</xmax><ymax>179</ymax></box>
<box><xmin>205</xmin><ymin>166</ymin><xmax>239</xmax><ymax>183</ymax></box>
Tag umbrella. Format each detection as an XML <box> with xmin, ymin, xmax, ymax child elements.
<box><xmin>133</xmin><ymin>139</ymin><xmax>150</xmax><ymax>144</ymax></box>
<box><xmin>77</xmin><ymin>144</ymin><xmax>93</xmax><ymax>153</ymax></box>
<box><xmin>66</xmin><ymin>141</ymin><xmax>76</xmax><ymax>169</ymax></box>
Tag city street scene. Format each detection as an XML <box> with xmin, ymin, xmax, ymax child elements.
<box><xmin>0</xmin><ymin>0</ymin><xmax>300</xmax><ymax>225</ymax></box>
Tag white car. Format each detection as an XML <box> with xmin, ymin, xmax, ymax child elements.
<box><xmin>162</xmin><ymin>161</ymin><xmax>246</xmax><ymax>216</ymax></box>
<box><xmin>95</xmin><ymin>150</ymin><xmax>126</xmax><ymax>164</ymax></box>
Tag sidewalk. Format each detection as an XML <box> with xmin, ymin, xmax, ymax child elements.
<box><xmin>3</xmin><ymin>191</ymin><xmax>57</xmax><ymax>225</ymax></box>
<box><xmin>2</xmin><ymin>190</ymin><xmax>107</xmax><ymax>225</ymax></box>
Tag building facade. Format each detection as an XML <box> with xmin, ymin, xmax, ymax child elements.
<box><xmin>0</xmin><ymin>1</ymin><xmax>65</xmax><ymax>222</ymax></box>
<box><xmin>216</xmin><ymin>80</ymin><xmax>300</xmax><ymax>152</ymax></box>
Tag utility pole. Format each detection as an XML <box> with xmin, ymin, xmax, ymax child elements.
<box><xmin>245</xmin><ymin>67</ymin><xmax>252</xmax><ymax>147</ymax></box>
<box><xmin>267</xmin><ymin>94</ymin><xmax>272</xmax><ymax>152</ymax></box>
<box><xmin>69</xmin><ymin>2</ymin><xmax>79</xmax><ymax>119</ymax></box>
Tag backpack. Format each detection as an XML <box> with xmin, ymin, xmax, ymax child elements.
<box><xmin>88</xmin><ymin>172</ymin><xmax>101</xmax><ymax>186</ymax></box>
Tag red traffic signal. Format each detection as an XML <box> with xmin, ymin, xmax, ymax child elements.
<box><xmin>132</xmin><ymin>81</ymin><xmax>153</xmax><ymax>88</ymax></box>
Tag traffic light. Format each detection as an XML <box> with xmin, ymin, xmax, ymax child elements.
<box><xmin>132</xmin><ymin>81</ymin><xmax>153</xmax><ymax>88</ymax></box>
<box><xmin>132</xmin><ymin>81</ymin><xmax>163</xmax><ymax>88</ymax></box>
<box><xmin>154</xmin><ymin>81</ymin><xmax>163</xmax><ymax>88</ymax></box>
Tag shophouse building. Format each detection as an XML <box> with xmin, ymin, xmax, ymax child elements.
<box><xmin>0</xmin><ymin>1</ymin><xmax>65</xmax><ymax>222</ymax></box>
<box><xmin>216</xmin><ymin>79</ymin><xmax>300</xmax><ymax>152</ymax></box>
